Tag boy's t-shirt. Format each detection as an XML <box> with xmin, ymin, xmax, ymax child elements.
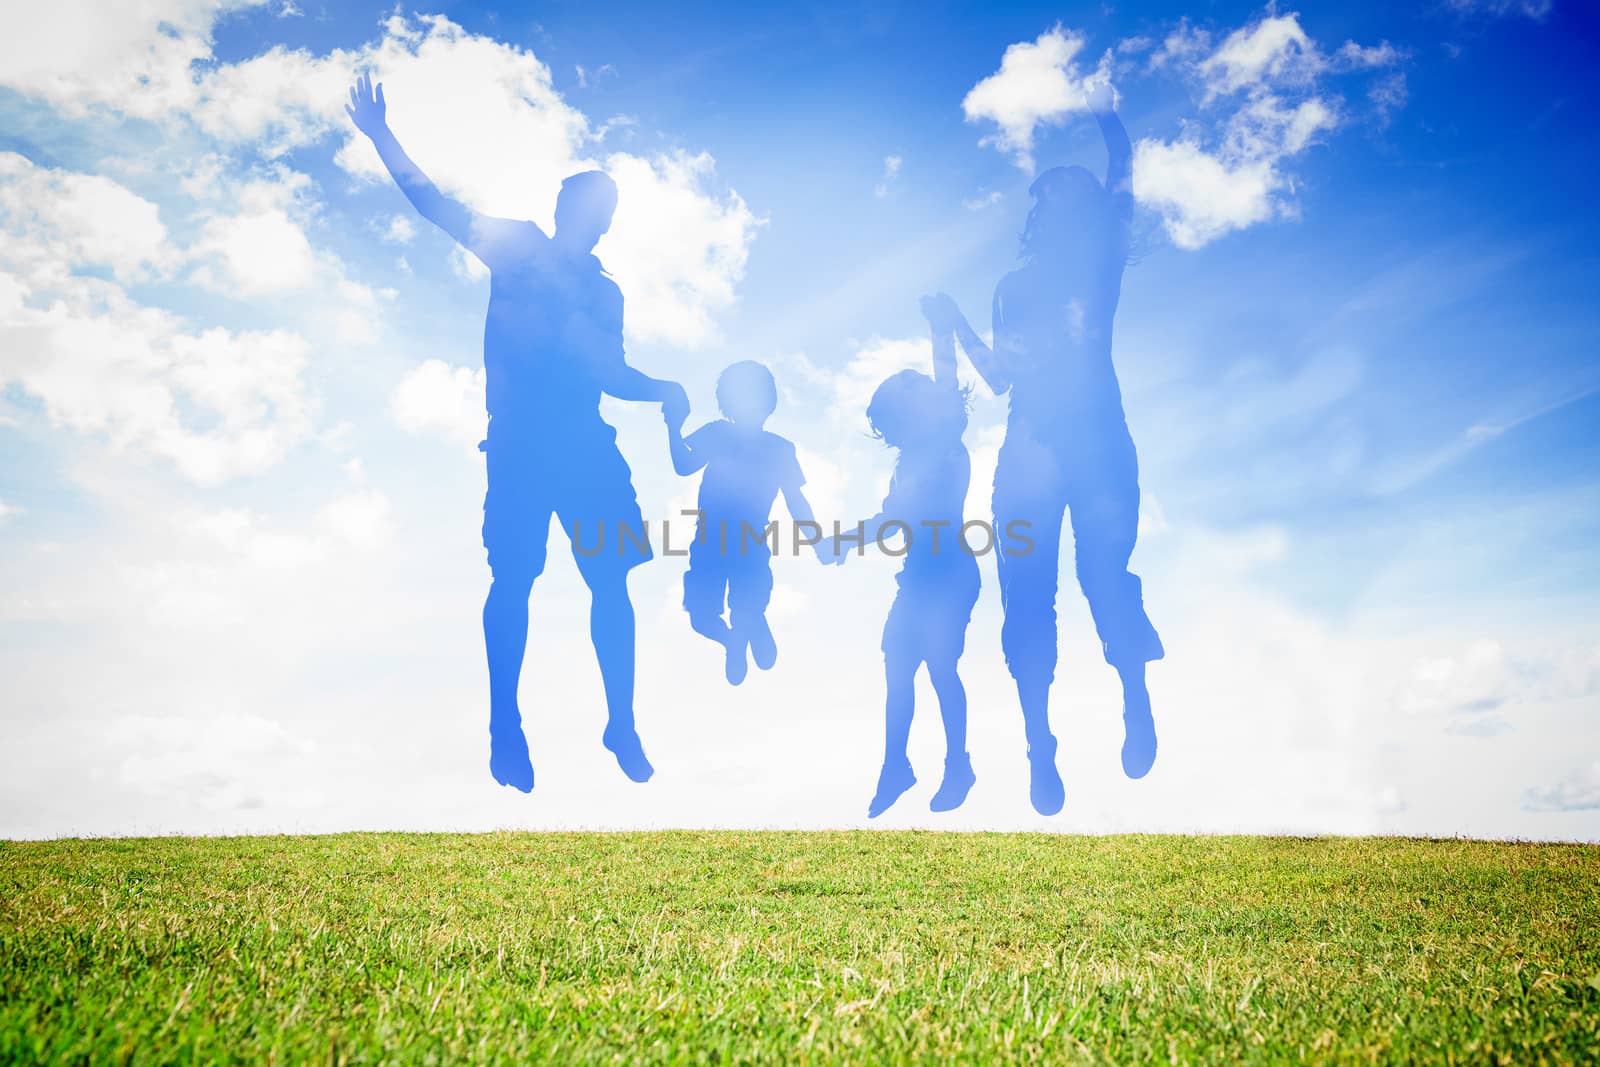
<box><xmin>688</xmin><ymin>420</ymin><xmax>805</xmax><ymax>527</ymax></box>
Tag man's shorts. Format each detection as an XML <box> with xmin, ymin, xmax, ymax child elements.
<box><xmin>481</xmin><ymin>418</ymin><xmax>651</xmax><ymax>584</ymax></box>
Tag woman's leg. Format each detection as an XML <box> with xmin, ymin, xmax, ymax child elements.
<box><xmin>1066</xmin><ymin>423</ymin><xmax>1161</xmax><ymax>777</ymax></box>
<box><xmin>993</xmin><ymin>423</ymin><xmax>1069</xmax><ymax>814</ymax></box>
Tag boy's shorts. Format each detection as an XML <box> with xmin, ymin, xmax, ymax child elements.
<box><xmin>481</xmin><ymin>419</ymin><xmax>651</xmax><ymax>585</ymax></box>
<box><xmin>682</xmin><ymin>525</ymin><xmax>773</xmax><ymax>623</ymax></box>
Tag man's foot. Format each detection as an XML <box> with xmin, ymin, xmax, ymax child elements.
<box><xmin>602</xmin><ymin>724</ymin><xmax>655</xmax><ymax>783</ymax></box>
<box><xmin>748</xmin><ymin>616</ymin><xmax>777</xmax><ymax>671</ymax></box>
<box><xmin>1027</xmin><ymin>738</ymin><xmax>1064</xmax><ymax>815</ymax></box>
<box><xmin>724</xmin><ymin>634</ymin><xmax>749</xmax><ymax>686</ymax></box>
<box><xmin>867</xmin><ymin>758</ymin><xmax>916</xmax><ymax>819</ymax></box>
<box><xmin>1121</xmin><ymin>681</ymin><xmax>1157</xmax><ymax>779</ymax></box>
<box><xmin>929</xmin><ymin>752</ymin><xmax>976</xmax><ymax>812</ymax></box>
<box><xmin>489</xmin><ymin>719</ymin><xmax>534</xmax><ymax>793</ymax></box>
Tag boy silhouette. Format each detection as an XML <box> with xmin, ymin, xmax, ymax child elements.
<box><xmin>664</xmin><ymin>361</ymin><xmax>829</xmax><ymax>684</ymax></box>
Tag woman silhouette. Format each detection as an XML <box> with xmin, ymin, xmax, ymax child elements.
<box><xmin>924</xmin><ymin>83</ymin><xmax>1163</xmax><ymax>815</ymax></box>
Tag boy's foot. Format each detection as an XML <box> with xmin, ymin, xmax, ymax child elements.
<box><xmin>748</xmin><ymin>616</ymin><xmax>777</xmax><ymax>671</ymax></box>
<box><xmin>929</xmin><ymin>752</ymin><xmax>976</xmax><ymax>812</ymax></box>
<box><xmin>602</xmin><ymin>724</ymin><xmax>655</xmax><ymax>783</ymax></box>
<box><xmin>489</xmin><ymin>719</ymin><xmax>534</xmax><ymax>793</ymax></box>
<box><xmin>868</xmin><ymin>758</ymin><xmax>916</xmax><ymax>818</ymax></box>
<box><xmin>1027</xmin><ymin>738</ymin><xmax>1064</xmax><ymax>815</ymax></box>
<box><xmin>1121</xmin><ymin>682</ymin><xmax>1157</xmax><ymax>779</ymax></box>
<box><xmin>724</xmin><ymin>634</ymin><xmax>749</xmax><ymax>685</ymax></box>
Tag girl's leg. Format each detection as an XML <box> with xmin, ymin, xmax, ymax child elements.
<box><xmin>927</xmin><ymin>658</ymin><xmax>976</xmax><ymax>812</ymax></box>
<box><xmin>869</xmin><ymin>650</ymin><xmax>920</xmax><ymax>818</ymax></box>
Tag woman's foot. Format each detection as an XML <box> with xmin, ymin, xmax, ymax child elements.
<box><xmin>1027</xmin><ymin>738</ymin><xmax>1064</xmax><ymax>815</ymax></box>
<box><xmin>748</xmin><ymin>616</ymin><xmax>778</xmax><ymax>671</ymax></box>
<box><xmin>867</xmin><ymin>758</ymin><xmax>916</xmax><ymax>818</ymax></box>
<box><xmin>1121</xmin><ymin>681</ymin><xmax>1157</xmax><ymax>779</ymax></box>
<box><xmin>929</xmin><ymin>752</ymin><xmax>976</xmax><ymax>812</ymax></box>
<box><xmin>724</xmin><ymin>633</ymin><xmax>749</xmax><ymax>685</ymax></box>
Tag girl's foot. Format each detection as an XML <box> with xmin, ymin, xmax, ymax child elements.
<box><xmin>868</xmin><ymin>758</ymin><xmax>916</xmax><ymax>818</ymax></box>
<box><xmin>929</xmin><ymin>752</ymin><xmax>976</xmax><ymax>812</ymax></box>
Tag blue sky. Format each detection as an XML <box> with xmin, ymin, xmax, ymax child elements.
<box><xmin>1</xmin><ymin>0</ymin><xmax>1596</xmax><ymax>838</ymax></box>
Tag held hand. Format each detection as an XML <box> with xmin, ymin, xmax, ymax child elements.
<box><xmin>920</xmin><ymin>292</ymin><xmax>960</xmax><ymax>333</ymax></box>
<box><xmin>660</xmin><ymin>382</ymin><xmax>690</xmax><ymax>427</ymax></box>
<box><xmin>345</xmin><ymin>73</ymin><xmax>387</xmax><ymax>138</ymax></box>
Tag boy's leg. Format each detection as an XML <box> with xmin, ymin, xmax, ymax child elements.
<box><xmin>732</xmin><ymin>553</ymin><xmax>777</xmax><ymax>670</ymax></box>
<box><xmin>683</xmin><ymin>554</ymin><xmax>734</xmax><ymax>645</ymax></box>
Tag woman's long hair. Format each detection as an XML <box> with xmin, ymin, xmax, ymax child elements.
<box><xmin>1019</xmin><ymin>164</ymin><xmax>1125</xmax><ymax>266</ymax></box>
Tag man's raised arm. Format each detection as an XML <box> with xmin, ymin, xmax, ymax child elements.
<box><xmin>345</xmin><ymin>75</ymin><xmax>528</xmax><ymax>267</ymax></box>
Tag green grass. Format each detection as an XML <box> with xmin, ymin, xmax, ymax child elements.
<box><xmin>2</xmin><ymin>833</ymin><xmax>1597</xmax><ymax>1064</ymax></box>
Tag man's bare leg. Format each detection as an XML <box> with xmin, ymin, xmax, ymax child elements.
<box><xmin>484</xmin><ymin>576</ymin><xmax>535</xmax><ymax>792</ymax></box>
<box><xmin>586</xmin><ymin>569</ymin><xmax>654</xmax><ymax>782</ymax></box>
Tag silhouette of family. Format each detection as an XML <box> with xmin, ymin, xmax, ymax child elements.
<box><xmin>348</xmin><ymin>72</ymin><xmax>1163</xmax><ymax>817</ymax></box>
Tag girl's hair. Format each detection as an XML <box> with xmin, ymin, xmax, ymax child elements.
<box><xmin>866</xmin><ymin>370</ymin><xmax>970</xmax><ymax>445</ymax></box>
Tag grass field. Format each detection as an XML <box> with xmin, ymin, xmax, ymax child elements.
<box><xmin>2</xmin><ymin>833</ymin><xmax>1597</xmax><ymax>1064</ymax></box>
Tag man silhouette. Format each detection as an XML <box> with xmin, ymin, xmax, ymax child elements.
<box><xmin>347</xmin><ymin>74</ymin><xmax>686</xmax><ymax>792</ymax></box>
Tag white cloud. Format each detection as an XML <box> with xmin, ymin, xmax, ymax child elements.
<box><xmin>390</xmin><ymin>359</ymin><xmax>487</xmax><ymax>448</ymax></box>
<box><xmin>380</xmin><ymin>215</ymin><xmax>416</xmax><ymax>244</ymax></box>
<box><xmin>0</xmin><ymin>156</ymin><xmax>317</xmax><ymax>484</ymax></box>
<box><xmin>1395</xmin><ymin>639</ymin><xmax>1599</xmax><ymax>736</ymax></box>
<box><xmin>195</xmin><ymin>209</ymin><xmax>318</xmax><ymax>293</ymax></box>
<box><xmin>2</xmin><ymin>11</ymin><xmax>760</xmax><ymax>349</ymax></box>
<box><xmin>1445</xmin><ymin>0</ymin><xmax>1553</xmax><ymax>18</ymax></box>
<box><xmin>1132</xmin><ymin>139</ymin><xmax>1278</xmax><ymax>250</ymax></box>
<box><xmin>1131</xmin><ymin>12</ymin><xmax>1399</xmax><ymax>249</ymax></box>
<box><xmin>1525</xmin><ymin>763</ymin><xmax>1600</xmax><ymax>812</ymax></box>
<box><xmin>1199</xmin><ymin>13</ymin><xmax>1318</xmax><ymax>98</ymax></box>
<box><xmin>961</xmin><ymin>26</ymin><xmax>1111</xmax><ymax>171</ymax></box>
<box><xmin>874</xmin><ymin>154</ymin><xmax>902</xmax><ymax>199</ymax></box>
<box><xmin>0</xmin><ymin>153</ymin><xmax>176</xmax><ymax>282</ymax></box>
<box><xmin>0</xmin><ymin>499</ymin><xmax>22</xmax><ymax>524</ymax></box>
<box><xmin>0</xmin><ymin>0</ymin><xmax>265</xmax><ymax>120</ymax></box>
<box><xmin>194</xmin><ymin>15</ymin><xmax>759</xmax><ymax>348</ymax></box>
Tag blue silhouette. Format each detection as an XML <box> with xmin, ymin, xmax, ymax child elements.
<box><xmin>347</xmin><ymin>75</ymin><xmax>686</xmax><ymax>792</ymax></box>
<box><xmin>923</xmin><ymin>84</ymin><xmax>1163</xmax><ymax>815</ymax></box>
<box><xmin>663</xmin><ymin>361</ymin><xmax>829</xmax><ymax>685</ymax></box>
<box><xmin>840</xmin><ymin>310</ymin><xmax>980</xmax><ymax>818</ymax></box>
